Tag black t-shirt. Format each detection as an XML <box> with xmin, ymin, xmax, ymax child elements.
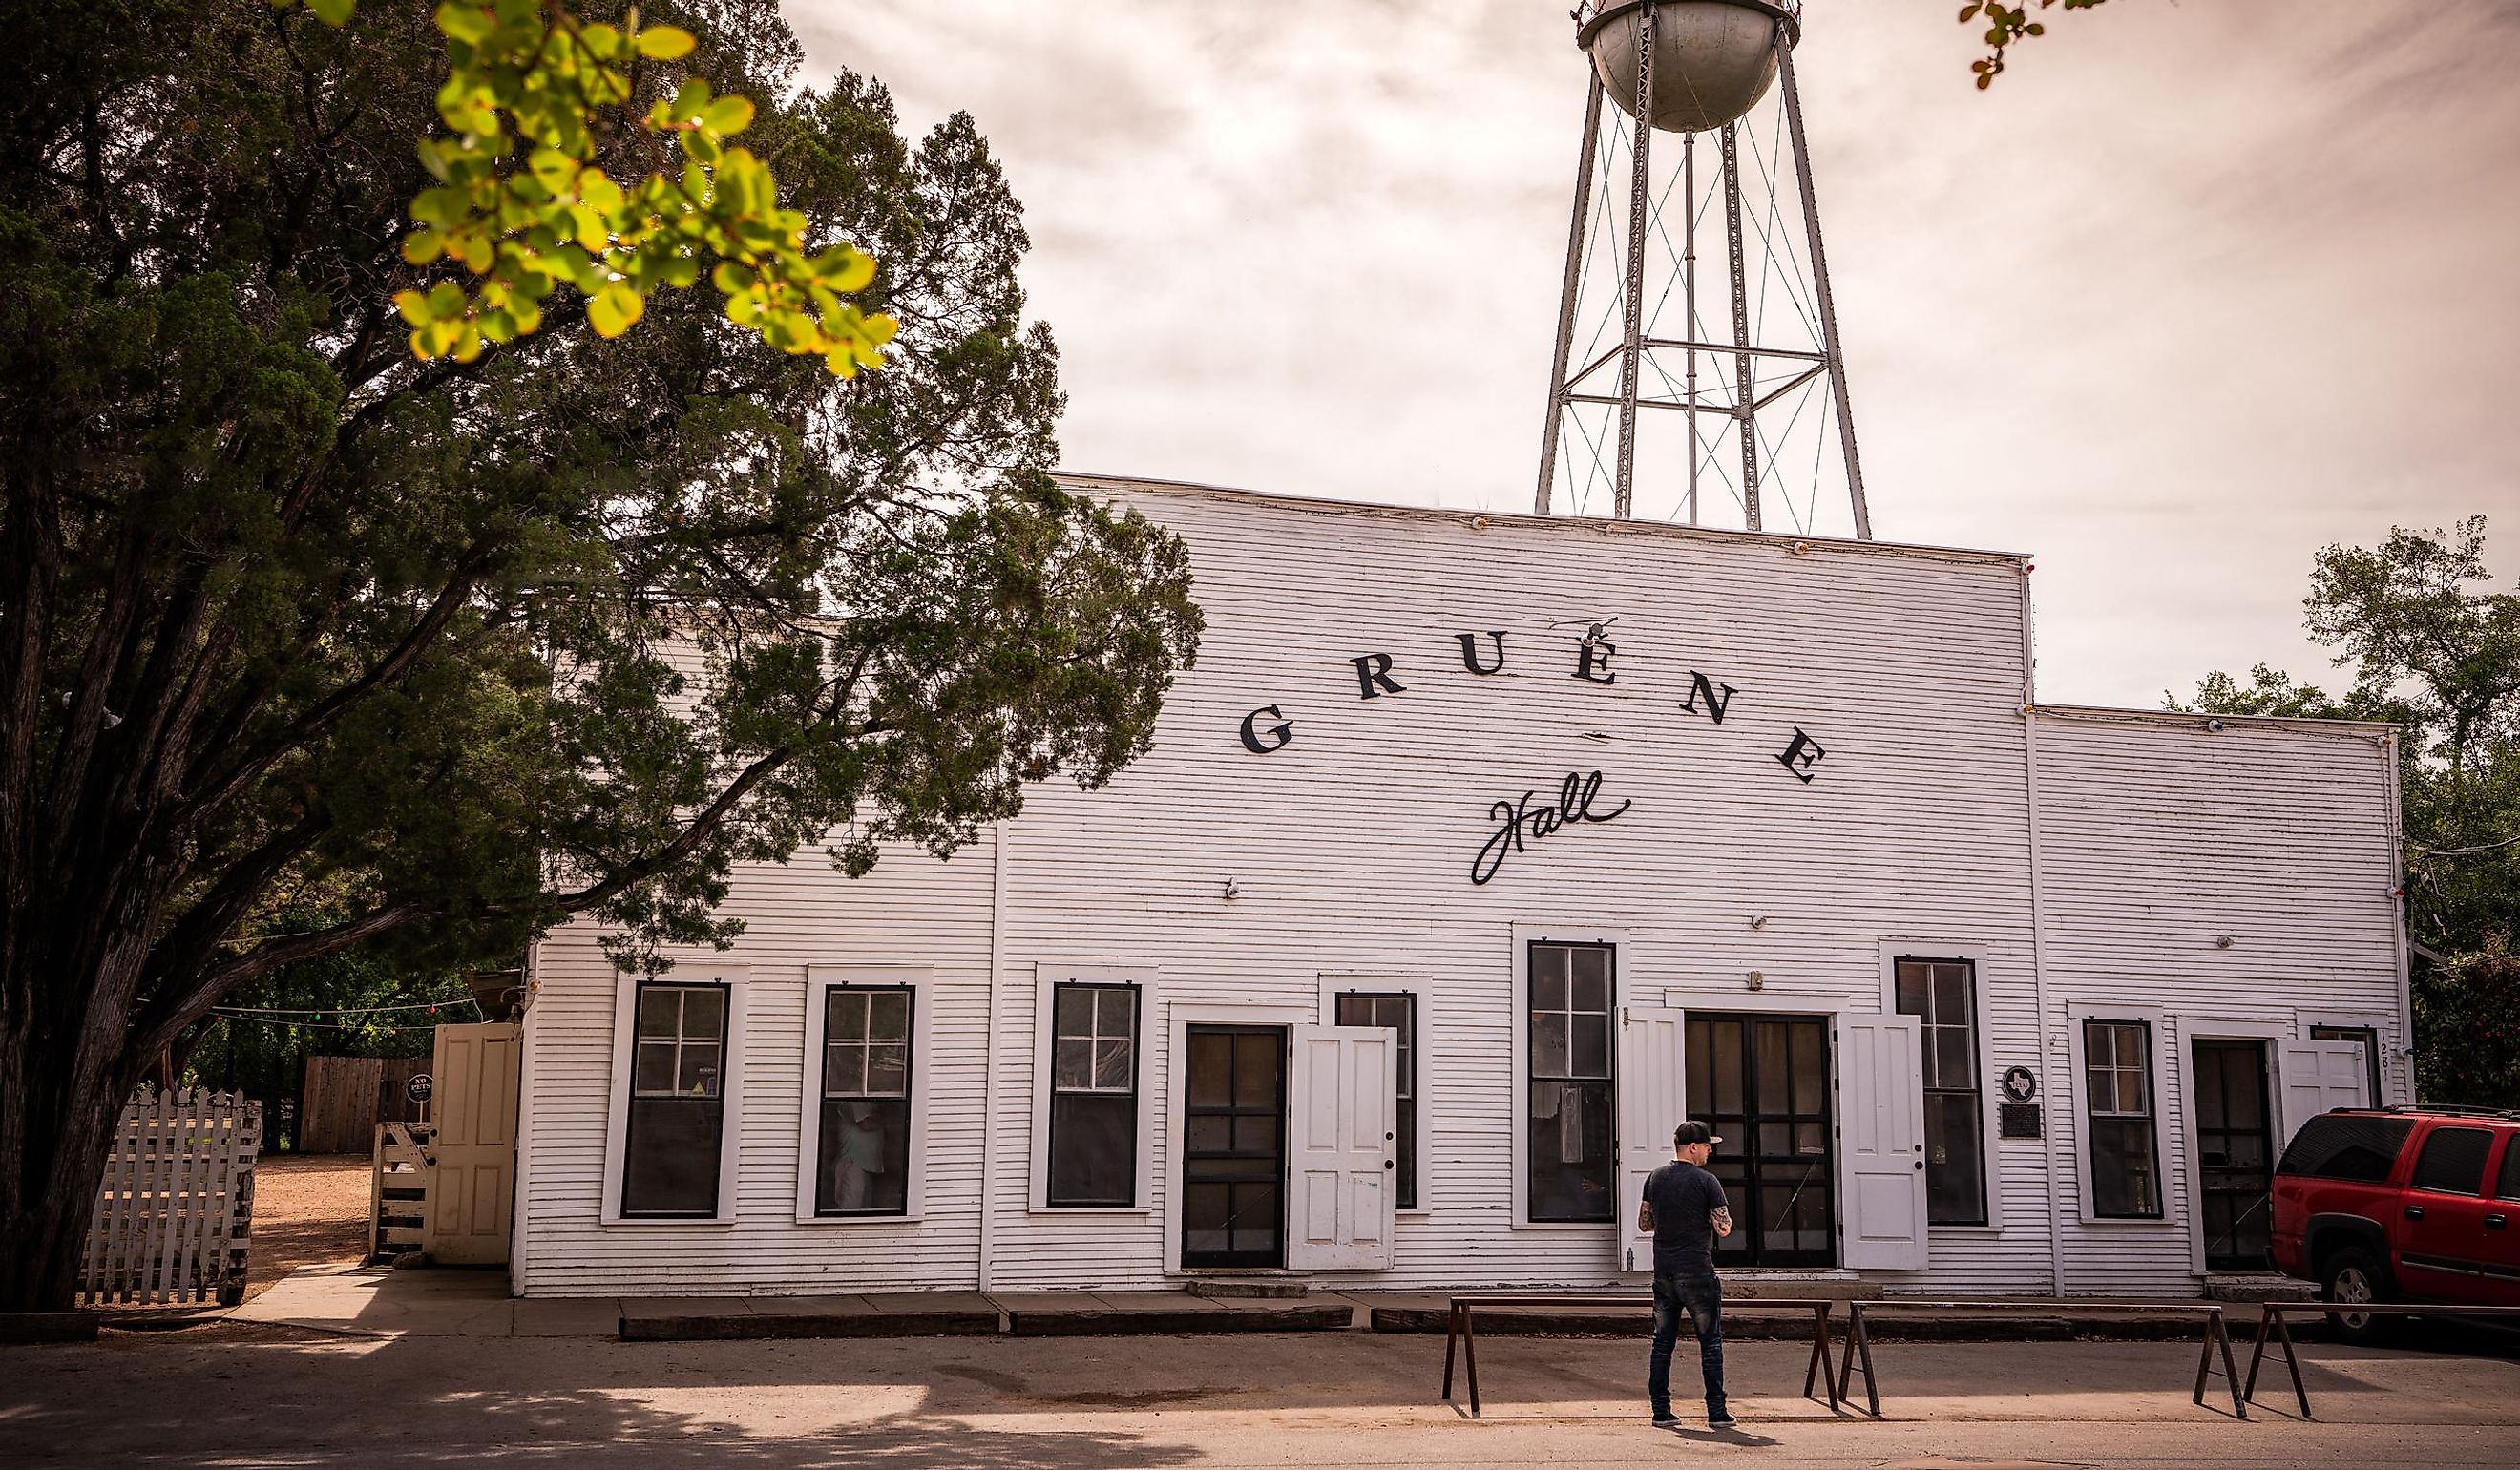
<box><xmin>1643</xmin><ymin>1160</ymin><xmax>1729</xmax><ymax>1274</ymax></box>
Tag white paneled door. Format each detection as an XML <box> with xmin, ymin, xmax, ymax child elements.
<box><xmin>1617</xmin><ymin>1006</ymin><xmax>1689</xmax><ymax>1274</ymax></box>
<box><xmin>423</xmin><ymin>1020</ymin><xmax>522</xmax><ymax>1266</ymax></box>
<box><xmin>2277</xmin><ymin>1039</ymin><xmax>2372</xmax><ymax>1147</ymax></box>
<box><xmin>1837</xmin><ymin>1014</ymin><xmax>1928</xmax><ymax>1270</ymax></box>
<box><xmin>1287</xmin><ymin>1024</ymin><xmax>1396</xmax><ymax>1270</ymax></box>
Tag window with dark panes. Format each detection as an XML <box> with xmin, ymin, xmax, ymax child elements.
<box><xmin>815</xmin><ymin>986</ymin><xmax>913</xmax><ymax>1216</ymax></box>
<box><xmin>2308</xmin><ymin>1024</ymin><xmax>2385</xmax><ymax>1107</ymax></box>
<box><xmin>622</xmin><ymin>982</ymin><xmax>727</xmax><ymax>1218</ymax></box>
<box><xmin>2409</xmin><ymin>1125</ymin><xmax>2492</xmax><ymax>1195</ymax></box>
<box><xmin>2499</xmin><ymin>1134</ymin><xmax>2520</xmax><ymax>1201</ymax></box>
<box><xmin>1336</xmin><ymin>992</ymin><xmax>1418</xmax><ymax>1209</ymax></box>
<box><xmin>2081</xmin><ymin>1018</ymin><xmax>2162</xmax><ymax>1219</ymax></box>
<box><xmin>1047</xmin><ymin>982</ymin><xmax>1139</xmax><ymax>1207</ymax></box>
<box><xmin>1527</xmin><ymin>942</ymin><xmax>1615</xmax><ymax>1222</ymax></box>
<box><xmin>1895</xmin><ymin>957</ymin><xmax>1985</xmax><ymax>1225</ymax></box>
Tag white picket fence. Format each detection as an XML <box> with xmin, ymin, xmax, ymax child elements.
<box><xmin>78</xmin><ymin>1088</ymin><xmax>262</xmax><ymax>1307</ymax></box>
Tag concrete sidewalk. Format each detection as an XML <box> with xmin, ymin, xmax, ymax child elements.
<box><xmin>220</xmin><ymin>1265</ymin><xmax>2318</xmax><ymax>1345</ymax></box>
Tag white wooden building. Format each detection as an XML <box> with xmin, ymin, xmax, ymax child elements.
<box><xmin>509</xmin><ymin>477</ymin><xmax>2410</xmax><ymax>1300</ymax></box>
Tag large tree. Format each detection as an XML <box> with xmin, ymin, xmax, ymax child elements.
<box><xmin>0</xmin><ymin>0</ymin><xmax>1200</xmax><ymax>1311</ymax></box>
<box><xmin>2181</xmin><ymin>518</ymin><xmax>2519</xmax><ymax>1103</ymax></box>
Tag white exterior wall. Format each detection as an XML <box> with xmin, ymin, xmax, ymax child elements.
<box><xmin>2027</xmin><ymin>707</ymin><xmax>2407</xmax><ymax>1296</ymax></box>
<box><xmin>512</xmin><ymin>480</ymin><xmax>2404</xmax><ymax>1300</ymax></box>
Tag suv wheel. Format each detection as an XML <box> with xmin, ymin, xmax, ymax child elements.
<box><xmin>2320</xmin><ymin>1246</ymin><xmax>2393</xmax><ymax>1346</ymax></box>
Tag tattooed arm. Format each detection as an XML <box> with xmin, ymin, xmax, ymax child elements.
<box><xmin>1711</xmin><ymin>1206</ymin><xmax>1733</xmax><ymax>1238</ymax></box>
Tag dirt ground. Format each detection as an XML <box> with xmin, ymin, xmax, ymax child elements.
<box><xmin>242</xmin><ymin>1153</ymin><xmax>370</xmax><ymax>1299</ymax></box>
<box><xmin>10</xmin><ymin>1319</ymin><xmax>2519</xmax><ymax>1467</ymax></box>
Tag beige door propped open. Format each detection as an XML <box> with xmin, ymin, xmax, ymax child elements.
<box><xmin>422</xmin><ymin>1020</ymin><xmax>522</xmax><ymax>1266</ymax></box>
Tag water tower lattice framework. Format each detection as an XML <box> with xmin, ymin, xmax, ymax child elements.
<box><xmin>1535</xmin><ymin>0</ymin><xmax>1871</xmax><ymax>539</ymax></box>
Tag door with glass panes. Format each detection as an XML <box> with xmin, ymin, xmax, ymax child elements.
<box><xmin>1683</xmin><ymin>1014</ymin><xmax>1836</xmax><ymax>1266</ymax></box>
<box><xmin>1181</xmin><ymin>1025</ymin><xmax>1287</xmax><ymax>1268</ymax></box>
<box><xmin>2192</xmin><ymin>1039</ymin><xmax>2276</xmax><ymax>1270</ymax></box>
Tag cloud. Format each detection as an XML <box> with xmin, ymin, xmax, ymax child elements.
<box><xmin>790</xmin><ymin>0</ymin><xmax>2520</xmax><ymax>706</ymax></box>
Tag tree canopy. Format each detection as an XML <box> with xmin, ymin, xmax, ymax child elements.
<box><xmin>0</xmin><ymin>0</ymin><xmax>1201</xmax><ymax>1309</ymax></box>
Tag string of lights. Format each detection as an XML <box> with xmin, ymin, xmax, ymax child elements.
<box><xmin>207</xmin><ymin>998</ymin><xmax>484</xmax><ymax>1028</ymax></box>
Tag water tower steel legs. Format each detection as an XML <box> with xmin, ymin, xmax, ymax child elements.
<box><xmin>1721</xmin><ymin>122</ymin><xmax>1758</xmax><ymax>532</ymax></box>
<box><xmin>1682</xmin><ymin>129</ymin><xmax>1698</xmax><ymax>527</ymax></box>
<box><xmin>1777</xmin><ymin>42</ymin><xmax>1870</xmax><ymax>539</ymax></box>
<box><xmin>1533</xmin><ymin>76</ymin><xmax>1604</xmax><ymax>518</ymax></box>
<box><xmin>1611</xmin><ymin>5</ymin><xmax>1656</xmax><ymax>521</ymax></box>
<box><xmin>1533</xmin><ymin>8</ymin><xmax>1867</xmax><ymax>540</ymax></box>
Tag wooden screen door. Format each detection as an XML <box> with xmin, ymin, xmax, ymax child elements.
<box><xmin>2193</xmin><ymin>1039</ymin><xmax>2276</xmax><ymax>1271</ymax></box>
<box><xmin>1181</xmin><ymin>1025</ymin><xmax>1287</xmax><ymax>1269</ymax></box>
<box><xmin>423</xmin><ymin>1020</ymin><xmax>522</xmax><ymax>1266</ymax></box>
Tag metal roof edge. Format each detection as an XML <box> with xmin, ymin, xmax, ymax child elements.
<box><xmin>1052</xmin><ymin>471</ymin><xmax>2032</xmax><ymax>568</ymax></box>
<box><xmin>2029</xmin><ymin>703</ymin><xmax>2402</xmax><ymax>736</ymax></box>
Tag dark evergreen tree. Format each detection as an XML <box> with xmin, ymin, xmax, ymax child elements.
<box><xmin>0</xmin><ymin>0</ymin><xmax>1199</xmax><ymax>1309</ymax></box>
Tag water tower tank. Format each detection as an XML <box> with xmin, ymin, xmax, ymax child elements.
<box><xmin>1577</xmin><ymin>0</ymin><xmax>1799</xmax><ymax>135</ymax></box>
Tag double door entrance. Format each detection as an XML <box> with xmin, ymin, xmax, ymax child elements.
<box><xmin>1684</xmin><ymin>1014</ymin><xmax>1838</xmax><ymax>1268</ymax></box>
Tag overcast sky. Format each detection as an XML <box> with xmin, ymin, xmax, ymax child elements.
<box><xmin>790</xmin><ymin>1</ymin><xmax>2519</xmax><ymax>709</ymax></box>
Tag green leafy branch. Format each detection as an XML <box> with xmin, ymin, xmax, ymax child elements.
<box><xmin>1960</xmin><ymin>0</ymin><xmax>2109</xmax><ymax>90</ymax></box>
<box><xmin>275</xmin><ymin>0</ymin><xmax>895</xmax><ymax>375</ymax></box>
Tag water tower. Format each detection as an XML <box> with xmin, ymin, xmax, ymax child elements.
<box><xmin>1535</xmin><ymin>1</ymin><xmax>1870</xmax><ymax>538</ymax></box>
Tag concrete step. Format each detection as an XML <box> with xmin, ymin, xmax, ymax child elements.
<box><xmin>1184</xmin><ymin>1275</ymin><xmax>1313</xmax><ymax>1300</ymax></box>
<box><xmin>1721</xmin><ymin>1270</ymin><xmax>1883</xmax><ymax>1301</ymax></box>
<box><xmin>2205</xmin><ymin>1272</ymin><xmax>2321</xmax><ymax>1303</ymax></box>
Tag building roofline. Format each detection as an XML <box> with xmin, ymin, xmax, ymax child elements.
<box><xmin>2031</xmin><ymin>702</ymin><xmax>2401</xmax><ymax>736</ymax></box>
<box><xmin>1053</xmin><ymin>471</ymin><xmax>2032</xmax><ymax>569</ymax></box>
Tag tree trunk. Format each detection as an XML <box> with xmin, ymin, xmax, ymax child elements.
<box><xmin>0</xmin><ymin>991</ymin><xmax>138</xmax><ymax>1312</ymax></box>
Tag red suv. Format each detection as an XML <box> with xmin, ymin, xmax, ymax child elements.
<box><xmin>2271</xmin><ymin>1107</ymin><xmax>2520</xmax><ymax>1341</ymax></box>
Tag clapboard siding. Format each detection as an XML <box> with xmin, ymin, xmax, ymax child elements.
<box><xmin>513</xmin><ymin>481</ymin><xmax>2403</xmax><ymax>1300</ymax></box>
<box><xmin>2028</xmin><ymin>707</ymin><xmax>2405</xmax><ymax>1296</ymax></box>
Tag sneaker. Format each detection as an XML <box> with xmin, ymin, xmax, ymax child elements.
<box><xmin>1651</xmin><ymin>1415</ymin><xmax>1681</xmax><ymax>1429</ymax></box>
<box><xmin>1707</xmin><ymin>1409</ymin><xmax>1740</xmax><ymax>1429</ymax></box>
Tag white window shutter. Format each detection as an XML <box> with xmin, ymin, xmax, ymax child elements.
<box><xmin>1617</xmin><ymin>1006</ymin><xmax>1689</xmax><ymax>1273</ymax></box>
<box><xmin>1838</xmin><ymin>1014</ymin><xmax>1928</xmax><ymax>1270</ymax></box>
<box><xmin>1286</xmin><ymin>1024</ymin><xmax>1396</xmax><ymax>1270</ymax></box>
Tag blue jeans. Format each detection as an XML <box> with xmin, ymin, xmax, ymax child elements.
<box><xmin>1648</xmin><ymin>1269</ymin><xmax>1727</xmax><ymax>1418</ymax></box>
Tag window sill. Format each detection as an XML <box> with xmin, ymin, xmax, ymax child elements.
<box><xmin>1927</xmin><ymin>1224</ymin><xmax>2006</xmax><ymax>1235</ymax></box>
<box><xmin>793</xmin><ymin>1212</ymin><xmax>926</xmax><ymax>1227</ymax></box>
<box><xmin>599</xmin><ymin>1216</ymin><xmax>738</xmax><ymax>1228</ymax></box>
<box><xmin>1511</xmin><ymin>1219</ymin><xmax>1619</xmax><ymax>1231</ymax></box>
<box><xmin>1027</xmin><ymin>1205</ymin><xmax>1154</xmax><ymax>1216</ymax></box>
<box><xmin>2076</xmin><ymin>1215</ymin><xmax>2174</xmax><ymax>1227</ymax></box>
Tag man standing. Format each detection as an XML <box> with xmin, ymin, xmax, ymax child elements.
<box><xmin>1638</xmin><ymin>1120</ymin><xmax>1736</xmax><ymax>1429</ymax></box>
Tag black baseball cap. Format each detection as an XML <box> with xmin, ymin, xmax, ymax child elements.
<box><xmin>1674</xmin><ymin>1121</ymin><xmax>1724</xmax><ymax>1147</ymax></box>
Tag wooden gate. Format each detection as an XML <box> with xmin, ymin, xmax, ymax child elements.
<box><xmin>79</xmin><ymin>1089</ymin><xmax>262</xmax><ymax>1306</ymax></box>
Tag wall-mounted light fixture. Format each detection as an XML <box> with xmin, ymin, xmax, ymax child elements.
<box><xmin>1746</xmin><ymin>970</ymin><xmax>1767</xmax><ymax>992</ymax></box>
